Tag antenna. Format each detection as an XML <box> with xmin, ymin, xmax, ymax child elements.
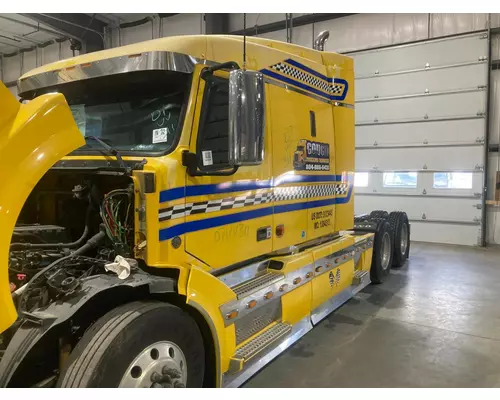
<box><xmin>243</xmin><ymin>13</ymin><xmax>247</xmax><ymax>70</ymax></box>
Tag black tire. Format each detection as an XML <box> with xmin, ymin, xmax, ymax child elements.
<box><xmin>58</xmin><ymin>301</ymin><xmax>205</xmax><ymax>388</ymax></box>
<box><xmin>370</xmin><ymin>210</ymin><xmax>389</xmax><ymax>219</ymax></box>
<box><xmin>370</xmin><ymin>220</ymin><xmax>393</xmax><ymax>284</ymax></box>
<box><xmin>388</xmin><ymin>211</ymin><xmax>410</xmax><ymax>268</ymax></box>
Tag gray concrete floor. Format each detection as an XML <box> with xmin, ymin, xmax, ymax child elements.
<box><xmin>244</xmin><ymin>242</ymin><xmax>500</xmax><ymax>388</ymax></box>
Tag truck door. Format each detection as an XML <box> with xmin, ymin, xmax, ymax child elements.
<box><xmin>183</xmin><ymin>72</ymin><xmax>274</xmax><ymax>269</ymax></box>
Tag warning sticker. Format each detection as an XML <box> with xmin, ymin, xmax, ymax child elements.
<box><xmin>202</xmin><ymin>150</ymin><xmax>213</xmax><ymax>166</ymax></box>
<box><xmin>152</xmin><ymin>128</ymin><xmax>169</xmax><ymax>144</ymax></box>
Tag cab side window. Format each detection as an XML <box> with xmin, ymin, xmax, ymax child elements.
<box><xmin>197</xmin><ymin>76</ymin><xmax>230</xmax><ymax>170</ymax></box>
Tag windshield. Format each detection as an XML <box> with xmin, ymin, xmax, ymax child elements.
<box><xmin>29</xmin><ymin>70</ymin><xmax>191</xmax><ymax>155</ymax></box>
<box><xmin>71</xmin><ymin>95</ymin><xmax>182</xmax><ymax>153</ymax></box>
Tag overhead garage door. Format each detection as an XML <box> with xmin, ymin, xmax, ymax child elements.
<box><xmin>351</xmin><ymin>32</ymin><xmax>488</xmax><ymax>246</ymax></box>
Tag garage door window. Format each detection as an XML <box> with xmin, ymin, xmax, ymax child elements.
<box><xmin>433</xmin><ymin>172</ymin><xmax>472</xmax><ymax>189</ymax></box>
<box><xmin>383</xmin><ymin>172</ymin><xmax>417</xmax><ymax>188</ymax></box>
<box><xmin>354</xmin><ymin>172</ymin><xmax>369</xmax><ymax>187</ymax></box>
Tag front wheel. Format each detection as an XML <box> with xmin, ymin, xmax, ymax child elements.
<box><xmin>58</xmin><ymin>301</ymin><xmax>205</xmax><ymax>388</ymax></box>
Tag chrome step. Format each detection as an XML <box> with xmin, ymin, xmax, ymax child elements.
<box><xmin>229</xmin><ymin>322</ymin><xmax>292</xmax><ymax>374</ymax></box>
<box><xmin>232</xmin><ymin>272</ymin><xmax>284</xmax><ymax>299</ymax></box>
<box><xmin>352</xmin><ymin>270</ymin><xmax>369</xmax><ymax>286</ymax></box>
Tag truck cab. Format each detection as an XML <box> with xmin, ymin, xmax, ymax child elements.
<box><xmin>0</xmin><ymin>34</ymin><xmax>410</xmax><ymax>388</ymax></box>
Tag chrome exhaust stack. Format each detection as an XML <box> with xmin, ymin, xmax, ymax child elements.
<box><xmin>313</xmin><ymin>30</ymin><xmax>330</xmax><ymax>51</ymax></box>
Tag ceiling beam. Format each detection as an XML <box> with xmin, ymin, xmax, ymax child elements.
<box><xmin>205</xmin><ymin>14</ymin><xmax>230</xmax><ymax>34</ymax></box>
<box><xmin>21</xmin><ymin>13</ymin><xmax>107</xmax><ymax>53</ymax></box>
<box><xmin>230</xmin><ymin>13</ymin><xmax>356</xmax><ymax>37</ymax></box>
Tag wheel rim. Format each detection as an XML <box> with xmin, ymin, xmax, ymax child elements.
<box><xmin>119</xmin><ymin>341</ymin><xmax>187</xmax><ymax>388</ymax></box>
<box><xmin>381</xmin><ymin>232</ymin><xmax>391</xmax><ymax>270</ymax></box>
<box><xmin>400</xmin><ymin>223</ymin><xmax>408</xmax><ymax>255</ymax></box>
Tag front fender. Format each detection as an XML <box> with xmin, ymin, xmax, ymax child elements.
<box><xmin>0</xmin><ymin>272</ymin><xmax>176</xmax><ymax>387</ymax></box>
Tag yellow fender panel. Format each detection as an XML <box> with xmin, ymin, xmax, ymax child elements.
<box><xmin>0</xmin><ymin>82</ymin><xmax>85</xmax><ymax>333</ymax></box>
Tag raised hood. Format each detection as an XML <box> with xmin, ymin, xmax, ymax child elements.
<box><xmin>0</xmin><ymin>82</ymin><xmax>85</xmax><ymax>333</ymax></box>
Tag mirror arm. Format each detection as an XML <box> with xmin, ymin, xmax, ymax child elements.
<box><xmin>201</xmin><ymin>61</ymin><xmax>240</xmax><ymax>80</ymax></box>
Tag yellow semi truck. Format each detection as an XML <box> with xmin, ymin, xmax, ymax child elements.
<box><xmin>0</xmin><ymin>33</ymin><xmax>410</xmax><ymax>388</ymax></box>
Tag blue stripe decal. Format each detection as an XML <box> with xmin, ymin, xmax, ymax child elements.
<box><xmin>159</xmin><ymin>206</ymin><xmax>274</xmax><ymax>241</ymax></box>
<box><xmin>159</xmin><ymin>190</ymin><xmax>353</xmax><ymax>241</ymax></box>
<box><xmin>261</xmin><ymin>69</ymin><xmax>331</xmax><ymax>100</ymax></box>
<box><xmin>159</xmin><ymin>186</ymin><xmax>185</xmax><ymax>203</ymax></box>
<box><xmin>159</xmin><ymin>174</ymin><xmax>347</xmax><ymax>203</ymax></box>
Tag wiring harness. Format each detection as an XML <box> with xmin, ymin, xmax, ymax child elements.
<box><xmin>100</xmin><ymin>188</ymin><xmax>133</xmax><ymax>254</ymax></box>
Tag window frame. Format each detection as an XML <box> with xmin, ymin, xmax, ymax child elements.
<box><xmin>382</xmin><ymin>172</ymin><xmax>418</xmax><ymax>189</ymax></box>
<box><xmin>432</xmin><ymin>172</ymin><xmax>473</xmax><ymax>190</ymax></box>
<box><xmin>195</xmin><ymin>75</ymin><xmax>231</xmax><ymax>172</ymax></box>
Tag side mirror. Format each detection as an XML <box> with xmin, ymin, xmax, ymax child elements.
<box><xmin>228</xmin><ymin>69</ymin><xmax>265</xmax><ymax>166</ymax></box>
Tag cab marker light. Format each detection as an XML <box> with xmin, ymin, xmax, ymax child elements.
<box><xmin>226</xmin><ymin>310</ymin><xmax>239</xmax><ymax>320</ymax></box>
<box><xmin>247</xmin><ymin>300</ymin><xmax>257</xmax><ymax>309</ymax></box>
<box><xmin>264</xmin><ymin>291</ymin><xmax>274</xmax><ymax>300</ymax></box>
<box><xmin>279</xmin><ymin>284</ymin><xmax>289</xmax><ymax>292</ymax></box>
<box><xmin>293</xmin><ymin>277</ymin><xmax>302</xmax><ymax>285</ymax></box>
<box><xmin>315</xmin><ymin>265</ymin><xmax>323</xmax><ymax>273</ymax></box>
<box><xmin>305</xmin><ymin>272</ymin><xmax>313</xmax><ymax>279</ymax></box>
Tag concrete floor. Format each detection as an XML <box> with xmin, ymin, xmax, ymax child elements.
<box><xmin>244</xmin><ymin>242</ymin><xmax>500</xmax><ymax>388</ymax></box>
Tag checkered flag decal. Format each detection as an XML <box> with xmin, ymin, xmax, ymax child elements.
<box><xmin>269</xmin><ymin>62</ymin><xmax>345</xmax><ymax>97</ymax></box>
<box><xmin>159</xmin><ymin>192</ymin><xmax>273</xmax><ymax>221</ymax></box>
<box><xmin>270</xmin><ymin>62</ymin><xmax>330</xmax><ymax>93</ymax></box>
<box><xmin>159</xmin><ymin>184</ymin><xmax>350</xmax><ymax>221</ymax></box>
<box><xmin>274</xmin><ymin>184</ymin><xmax>349</xmax><ymax>202</ymax></box>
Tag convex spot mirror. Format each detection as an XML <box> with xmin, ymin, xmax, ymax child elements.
<box><xmin>228</xmin><ymin>69</ymin><xmax>265</xmax><ymax>166</ymax></box>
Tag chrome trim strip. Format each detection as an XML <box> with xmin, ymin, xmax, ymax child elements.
<box><xmin>311</xmin><ymin>271</ymin><xmax>371</xmax><ymax>325</ymax></box>
<box><xmin>314</xmin><ymin>240</ymin><xmax>373</xmax><ymax>277</ymax></box>
<box><xmin>356</xmin><ymin>114</ymin><xmax>484</xmax><ymax>127</ymax></box>
<box><xmin>187</xmin><ymin>300</ymin><xmax>222</xmax><ymax>388</ymax></box>
<box><xmin>222</xmin><ymin>316</ymin><xmax>313</xmax><ymax>388</ymax></box>
<box><xmin>18</xmin><ymin>51</ymin><xmax>215</xmax><ymax>95</ymax></box>
<box><xmin>356</xmin><ymin>87</ymin><xmax>485</xmax><ymax>103</ymax></box>
<box><xmin>218</xmin><ymin>260</ymin><xmax>270</xmax><ymax>288</ymax></box>
<box><xmin>334</xmin><ymin>101</ymin><xmax>355</xmax><ymax>109</ymax></box>
<box><xmin>219</xmin><ymin>264</ymin><xmax>313</xmax><ymax>327</ymax></box>
<box><xmin>217</xmin><ymin>233</ymin><xmax>342</xmax><ymax>288</ymax></box>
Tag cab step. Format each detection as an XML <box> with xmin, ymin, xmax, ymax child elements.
<box><xmin>228</xmin><ymin>322</ymin><xmax>292</xmax><ymax>374</ymax></box>
<box><xmin>352</xmin><ymin>270</ymin><xmax>369</xmax><ymax>286</ymax></box>
<box><xmin>232</xmin><ymin>272</ymin><xmax>284</xmax><ymax>299</ymax></box>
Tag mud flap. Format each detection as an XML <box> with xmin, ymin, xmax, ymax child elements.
<box><xmin>0</xmin><ymin>82</ymin><xmax>85</xmax><ymax>333</ymax></box>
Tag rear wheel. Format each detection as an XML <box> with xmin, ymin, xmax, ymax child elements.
<box><xmin>58</xmin><ymin>301</ymin><xmax>204</xmax><ymax>388</ymax></box>
<box><xmin>370</xmin><ymin>220</ymin><xmax>393</xmax><ymax>284</ymax></box>
<box><xmin>370</xmin><ymin>210</ymin><xmax>389</xmax><ymax>219</ymax></box>
<box><xmin>388</xmin><ymin>211</ymin><xmax>410</xmax><ymax>268</ymax></box>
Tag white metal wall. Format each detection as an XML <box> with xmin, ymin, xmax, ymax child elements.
<box><xmin>1</xmin><ymin>40</ymin><xmax>75</xmax><ymax>97</ymax></box>
<box><xmin>352</xmin><ymin>33</ymin><xmax>488</xmax><ymax>246</ymax></box>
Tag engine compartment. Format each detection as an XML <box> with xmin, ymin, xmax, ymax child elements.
<box><xmin>7</xmin><ymin>169</ymin><xmax>135</xmax><ymax>321</ymax></box>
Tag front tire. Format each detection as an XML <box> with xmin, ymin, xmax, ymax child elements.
<box><xmin>58</xmin><ymin>301</ymin><xmax>205</xmax><ymax>388</ymax></box>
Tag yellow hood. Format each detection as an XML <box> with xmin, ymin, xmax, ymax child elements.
<box><xmin>0</xmin><ymin>82</ymin><xmax>85</xmax><ymax>333</ymax></box>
